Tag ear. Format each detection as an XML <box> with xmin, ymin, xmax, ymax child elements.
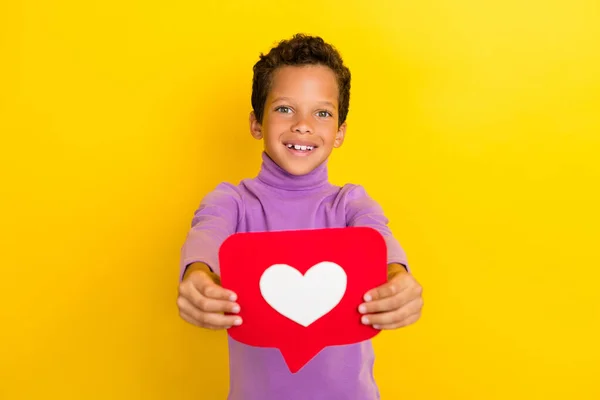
<box><xmin>249</xmin><ymin>111</ymin><xmax>263</xmax><ymax>140</ymax></box>
<box><xmin>333</xmin><ymin>121</ymin><xmax>347</xmax><ymax>148</ymax></box>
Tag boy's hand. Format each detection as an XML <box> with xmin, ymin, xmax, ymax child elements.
<box><xmin>358</xmin><ymin>264</ymin><xmax>423</xmax><ymax>330</ymax></box>
<box><xmin>177</xmin><ymin>262</ymin><xmax>242</xmax><ymax>330</ymax></box>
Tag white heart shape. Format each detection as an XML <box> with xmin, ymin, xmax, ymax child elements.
<box><xmin>259</xmin><ymin>262</ymin><xmax>347</xmax><ymax>327</ymax></box>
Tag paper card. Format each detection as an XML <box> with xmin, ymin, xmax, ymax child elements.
<box><xmin>219</xmin><ymin>227</ymin><xmax>388</xmax><ymax>373</ymax></box>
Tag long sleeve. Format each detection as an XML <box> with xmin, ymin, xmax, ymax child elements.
<box><xmin>344</xmin><ymin>184</ymin><xmax>409</xmax><ymax>270</ymax></box>
<box><xmin>179</xmin><ymin>183</ymin><xmax>242</xmax><ymax>280</ymax></box>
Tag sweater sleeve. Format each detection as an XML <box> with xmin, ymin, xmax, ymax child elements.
<box><xmin>344</xmin><ymin>184</ymin><xmax>409</xmax><ymax>271</ymax></box>
<box><xmin>179</xmin><ymin>183</ymin><xmax>242</xmax><ymax>280</ymax></box>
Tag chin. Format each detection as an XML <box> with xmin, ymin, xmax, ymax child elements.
<box><xmin>266</xmin><ymin>145</ymin><xmax>330</xmax><ymax>176</ymax></box>
<box><xmin>285</xmin><ymin>164</ymin><xmax>318</xmax><ymax>176</ymax></box>
<box><xmin>275</xmin><ymin>155</ymin><xmax>323</xmax><ymax>176</ymax></box>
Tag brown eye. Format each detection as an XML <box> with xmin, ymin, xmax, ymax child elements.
<box><xmin>317</xmin><ymin>110</ymin><xmax>332</xmax><ymax>118</ymax></box>
<box><xmin>276</xmin><ymin>106</ymin><xmax>292</xmax><ymax>114</ymax></box>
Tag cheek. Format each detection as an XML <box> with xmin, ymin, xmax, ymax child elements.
<box><xmin>263</xmin><ymin>115</ymin><xmax>289</xmax><ymax>135</ymax></box>
<box><xmin>321</xmin><ymin>124</ymin><xmax>340</xmax><ymax>144</ymax></box>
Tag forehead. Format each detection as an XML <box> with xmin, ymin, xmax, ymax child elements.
<box><xmin>268</xmin><ymin>65</ymin><xmax>339</xmax><ymax>104</ymax></box>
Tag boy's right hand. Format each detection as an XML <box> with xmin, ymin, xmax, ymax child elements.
<box><xmin>177</xmin><ymin>262</ymin><xmax>242</xmax><ymax>330</ymax></box>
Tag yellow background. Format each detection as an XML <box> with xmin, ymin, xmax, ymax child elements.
<box><xmin>1</xmin><ymin>0</ymin><xmax>599</xmax><ymax>399</ymax></box>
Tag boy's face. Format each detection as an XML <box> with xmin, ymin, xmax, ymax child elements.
<box><xmin>250</xmin><ymin>65</ymin><xmax>347</xmax><ymax>176</ymax></box>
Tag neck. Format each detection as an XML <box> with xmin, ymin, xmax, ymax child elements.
<box><xmin>256</xmin><ymin>151</ymin><xmax>330</xmax><ymax>191</ymax></box>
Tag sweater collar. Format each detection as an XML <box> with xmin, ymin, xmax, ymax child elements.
<box><xmin>256</xmin><ymin>151</ymin><xmax>330</xmax><ymax>191</ymax></box>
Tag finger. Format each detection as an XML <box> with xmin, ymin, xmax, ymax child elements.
<box><xmin>193</xmin><ymin>275</ymin><xmax>238</xmax><ymax>302</ymax></box>
<box><xmin>359</xmin><ymin>290</ymin><xmax>413</xmax><ymax>314</ymax></box>
<box><xmin>177</xmin><ymin>297</ymin><xmax>204</xmax><ymax>323</ymax></box>
<box><xmin>200</xmin><ymin>311</ymin><xmax>243</xmax><ymax>328</ymax></box>
<box><xmin>179</xmin><ymin>310</ymin><xmax>223</xmax><ymax>330</ymax></box>
<box><xmin>178</xmin><ymin>295</ymin><xmax>240</xmax><ymax>316</ymax></box>
<box><xmin>376</xmin><ymin>312</ymin><xmax>421</xmax><ymax>330</ymax></box>
<box><xmin>364</xmin><ymin>277</ymin><xmax>408</xmax><ymax>302</ymax></box>
<box><xmin>178</xmin><ymin>300</ymin><xmax>243</xmax><ymax>329</ymax></box>
<box><xmin>361</xmin><ymin>297</ymin><xmax>423</xmax><ymax>326</ymax></box>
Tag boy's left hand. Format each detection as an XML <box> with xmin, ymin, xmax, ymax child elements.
<box><xmin>358</xmin><ymin>264</ymin><xmax>423</xmax><ymax>330</ymax></box>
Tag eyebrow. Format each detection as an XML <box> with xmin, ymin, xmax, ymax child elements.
<box><xmin>271</xmin><ymin>97</ymin><xmax>337</xmax><ymax>109</ymax></box>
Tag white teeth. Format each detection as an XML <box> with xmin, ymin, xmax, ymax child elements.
<box><xmin>286</xmin><ymin>144</ymin><xmax>314</xmax><ymax>151</ymax></box>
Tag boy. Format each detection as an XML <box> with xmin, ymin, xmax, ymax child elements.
<box><xmin>177</xmin><ymin>34</ymin><xmax>423</xmax><ymax>399</ymax></box>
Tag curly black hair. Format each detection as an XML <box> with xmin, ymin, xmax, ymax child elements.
<box><xmin>251</xmin><ymin>34</ymin><xmax>351</xmax><ymax>127</ymax></box>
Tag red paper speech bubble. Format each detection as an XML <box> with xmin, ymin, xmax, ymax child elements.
<box><xmin>218</xmin><ymin>227</ymin><xmax>387</xmax><ymax>373</ymax></box>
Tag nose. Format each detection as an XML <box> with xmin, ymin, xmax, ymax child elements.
<box><xmin>291</xmin><ymin>115</ymin><xmax>313</xmax><ymax>134</ymax></box>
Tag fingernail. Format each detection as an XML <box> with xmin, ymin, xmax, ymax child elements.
<box><xmin>233</xmin><ymin>318</ymin><xmax>242</xmax><ymax>326</ymax></box>
<box><xmin>364</xmin><ymin>294</ymin><xmax>372</xmax><ymax>302</ymax></box>
<box><xmin>232</xmin><ymin>305</ymin><xmax>240</xmax><ymax>313</ymax></box>
<box><xmin>361</xmin><ymin>316</ymin><xmax>369</xmax><ymax>325</ymax></box>
<box><xmin>229</xmin><ymin>293</ymin><xmax>237</xmax><ymax>301</ymax></box>
<box><xmin>373</xmin><ymin>325</ymin><xmax>381</xmax><ymax>329</ymax></box>
<box><xmin>358</xmin><ymin>305</ymin><xmax>367</xmax><ymax>314</ymax></box>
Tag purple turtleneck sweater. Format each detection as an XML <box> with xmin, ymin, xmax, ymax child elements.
<box><xmin>180</xmin><ymin>152</ymin><xmax>408</xmax><ymax>400</ymax></box>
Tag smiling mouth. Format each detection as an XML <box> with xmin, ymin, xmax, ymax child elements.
<box><xmin>284</xmin><ymin>143</ymin><xmax>317</xmax><ymax>152</ymax></box>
